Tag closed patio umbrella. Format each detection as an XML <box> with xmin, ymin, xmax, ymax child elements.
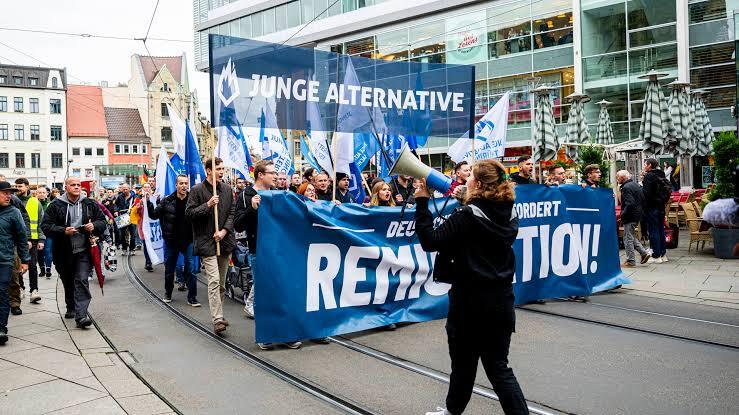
<box><xmin>667</xmin><ymin>81</ymin><xmax>693</xmax><ymax>156</ymax></box>
<box><xmin>637</xmin><ymin>70</ymin><xmax>672</xmax><ymax>156</ymax></box>
<box><xmin>565</xmin><ymin>93</ymin><xmax>590</xmax><ymax>160</ymax></box>
<box><xmin>692</xmin><ymin>89</ymin><xmax>714</xmax><ymax>156</ymax></box>
<box><xmin>595</xmin><ymin>99</ymin><xmax>615</xmax><ymax>145</ymax></box>
<box><xmin>532</xmin><ymin>85</ymin><xmax>560</xmax><ymax>164</ymax></box>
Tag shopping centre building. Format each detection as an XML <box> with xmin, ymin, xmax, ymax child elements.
<box><xmin>193</xmin><ymin>0</ymin><xmax>735</xmax><ymax>170</ymax></box>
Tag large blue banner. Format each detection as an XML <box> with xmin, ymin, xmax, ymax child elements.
<box><xmin>255</xmin><ymin>185</ymin><xmax>628</xmax><ymax>343</ymax></box>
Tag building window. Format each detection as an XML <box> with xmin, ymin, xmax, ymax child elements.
<box><xmin>83</xmin><ymin>148</ymin><xmax>92</xmax><ymax>156</ymax></box>
<box><xmin>29</xmin><ymin>98</ymin><xmax>39</xmax><ymax>113</ymax></box>
<box><xmin>31</xmin><ymin>153</ymin><xmax>40</xmax><ymax>168</ymax></box>
<box><xmin>0</xmin><ymin>153</ymin><xmax>8</xmax><ymax>168</ymax></box>
<box><xmin>0</xmin><ymin>96</ymin><xmax>6</xmax><ymax>112</ymax></box>
<box><xmin>30</xmin><ymin>125</ymin><xmax>39</xmax><ymax>140</ymax></box>
<box><xmin>0</xmin><ymin>75</ymin><xmax>5</xmax><ymax>84</ymax></box>
<box><xmin>72</xmin><ymin>168</ymin><xmax>81</xmax><ymax>176</ymax></box>
<box><xmin>162</xmin><ymin>82</ymin><xmax>170</xmax><ymax>92</ymax></box>
<box><xmin>14</xmin><ymin>124</ymin><xmax>23</xmax><ymax>141</ymax></box>
<box><xmin>51</xmin><ymin>153</ymin><xmax>62</xmax><ymax>168</ymax></box>
<box><xmin>50</xmin><ymin>126</ymin><xmax>62</xmax><ymax>141</ymax></box>
<box><xmin>13</xmin><ymin>76</ymin><xmax>22</xmax><ymax>85</ymax></box>
<box><xmin>15</xmin><ymin>153</ymin><xmax>25</xmax><ymax>168</ymax></box>
<box><xmin>14</xmin><ymin>97</ymin><xmax>23</xmax><ymax>112</ymax></box>
<box><xmin>123</xmin><ymin>145</ymin><xmax>130</xmax><ymax>154</ymax></box>
<box><xmin>114</xmin><ymin>144</ymin><xmax>121</xmax><ymax>154</ymax></box>
<box><xmin>161</xmin><ymin>127</ymin><xmax>172</xmax><ymax>142</ymax></box>
<box><xmin>72</xmin><ymin>147</ymin><xmax>80</xmax><ymax>156</ymax></box>
<box><xmin>50</xmin><ymin>99</ymin><xmax>61</xmax><ymax>114</ymax></box>
<box><xmin>28</xmin><ymin>77</ymin><xmax>38</xmax><ymax>86</ymax></box>
<box><xmin>0</xmin><ymin>124</ymin><xmax>7</xmax><ymax>140</ymax></box>
<box><xmin>161</xmin><ymin>103</ymin><xmax>169</xmax><ymax>116</ymax></box>
<box><xmin>132</xmin><ymin>144</ymin><xmax>139</xmax><ymax>154</ymax></box>
<box><xmin>51</xmin><ymin>77</ymin><xmax>58</xmax><ymax>88</ymax></box>
<box><xmin>96</xmin><ymin>148</ymin><xmax>104</xmax><ymax>156</ymax></box>
<box><xmin>141</xmin><ymin>144</ymin><xmax>147</xmax><ymax>154</ymax></box>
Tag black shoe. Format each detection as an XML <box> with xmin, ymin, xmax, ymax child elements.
<box><xmin>76</xmin><ymin>317</ymin><xmax>92</xmax><ymax>328</ymax></box>
<box><xmin>64</xmin><ymin>311</ymin><xmax>74</xmax><ymax>319</ymax></box>
<box><xmin>177</xmin><ymin>283</ymin><xmax>187</xmax><ymax>292</ymax></box>
<box><xmin>0</xmin><ymin>332</ymin><xmax>7</xmax><ymax>345</ymax></box>
<box><xmin>526</xmin><ymin>299</ymin><xmax>546</xmax><ymax>305</ymax></box>
<box><xmin>145</xmin><ymin>264</ymin><xmax>153</xmax><ymax>272</ymax></box>
<box><xmin>10</xmin><ymin>307</ymin><xmax>22</xmax><ymax>315</ymax></box>
<box><xmin>311</xmin><ymin>337</ymin><xmax>330</xmax><ymax>344</ymax></box>
<box><xmin>385</xmin><ymin>323</ymin><xmax>397</xmax><ymax>331</ymax></box>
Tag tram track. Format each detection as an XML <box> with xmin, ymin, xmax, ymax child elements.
<box><xmin>124</xmin><ymin>257</ymin><xmax>377</xmax><ymax>415</ymax></box>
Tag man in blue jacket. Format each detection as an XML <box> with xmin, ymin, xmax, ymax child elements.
<box><xmin>0</xmin><ymin>181</ymin><xmax>30</xmax><ymax>345</ymax></box>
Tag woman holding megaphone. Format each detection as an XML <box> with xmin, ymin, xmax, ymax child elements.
<box><xmin>415</xmin><ymin>159</ymin><xmax>529</xmax><ymax>415</ymax></box>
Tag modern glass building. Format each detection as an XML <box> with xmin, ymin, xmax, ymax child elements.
<box><xmin>193</xmin><ymin>0</ymin><xmax>736</xmax><ymax>162</ymax></box>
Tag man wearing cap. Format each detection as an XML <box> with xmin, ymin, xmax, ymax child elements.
<box><xmin>0</xmin><ymin>181</ymin><xmax>30</xmax><ymax>345</ymax></box>
<box><xmin>0</xmin><ymin>175</ymin><xmax>32</xmax><ymax>316</ymax></box>
<box><xmin>334</xmin><ymin>173</ymin><xmax>356</xmax><ymax>204</ymax></box>
<box><xmin>41</xmin><ymin>177</ymin><xmax>107</xmax><ymax>328</ymax></box>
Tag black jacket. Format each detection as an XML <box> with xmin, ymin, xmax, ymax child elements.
<box><xmin>642</xmin><ymin>169</ymin><xmax>667</xmax><ymax>209</ymax></box>
<box><xmin>40</xmin><ymin>196</ymin><xmax>107</xmax><ymax>274</ymax></box>
<box><xmin>114</xmin><ymin>192</ymin><xmax>135</xmax><ymax>214</ymax></box>
<box><xmin>234</xmin><ymin>186</ymin><xmax>259</xmax><ymax>253</ymax></box>
<box><xmin>334</xmin><ymin>189</ymin><xmax>357</xmax><ymax>204</ymax></box>
<box><xmin>11</xmin><ymin>195</ymin><xmax>31</xmax><ymax>240</ymax></box>
<box><xmin>415</xmin><ymin>197</ymin><xmax>518</xmax><ymax>334</ymax></box>
<box><xmin>510</xmin><ymin>172</ymin><xmax>535</xmax><ymax>185</ymax></box>
<box><xmin>185</xmin><ymin>180</ymin><xmax>236</xmax><ymax>257</ymax></box>
<box><xmin>102</xmin><ymin>197</ymin><xmax>118</xmax><ymax>215</ymax></box>
<box><xmin>619</xmin><ymin>179</ymin><xmax>644</xmax><ymax>224</ymax></box>
<box><xmin>391</xmin><ymin>180</ymin><xmax>415</xmax><ymax>204</ymax></box>
<box><xmin>147</xmin><ymin>192</ymin><xmax>192</xmax><ymax>244</ymax></box>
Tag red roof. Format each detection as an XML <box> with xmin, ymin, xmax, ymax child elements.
<box><xmin>138</xmin><ymin>55</ymin><xmax>182</xmax><ymax>86</ymax></box>
<box><xmin>66</xmin><ymin>85</ymin><xmax>108</xmax><ymax>137</ymax></box>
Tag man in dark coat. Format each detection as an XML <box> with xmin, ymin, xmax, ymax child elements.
<box><xmin>186</xmin><ymin>158</ymin><xmax>235</xmax><ymax>334</ymax></box>
<box><xmin>0</xmin><ymin>181</ymin><xmax>30</xmax><ymax>345</ymax></box>
<box><xmin>641</xmin><ymin>158</ymin><xmax>669</xmax><ymax>263</ymax></box>
<box><xmin>147</xmin><ymin>174</ymin><xmax>199</xmax><ymax>306</ymax></box>
<box><xmin>40</xmin><ymin>177</ymin><xmax>107</xmax><ymax>328</ymax></box>
<box><xmin>114</xmin><ymin>183</ymin><xmax>136</xmax><ymax>255</ymax></box>
<box><xmin>617</xmin><ymin>170</ymin><xmax>650</xmax><ymax>267</ymax></box>
<box><xmin>334</xmin><ymin>173</ymin><xmax>357</xmax><ymax>204</ymax></box>
<box><xmin>509</xmin><ymin>155</ymin><xmax>535</xmax><ymax>185</ymax></box>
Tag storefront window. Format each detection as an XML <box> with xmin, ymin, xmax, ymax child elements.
<box><xmin>629</xmin><ymin>25</ymin><xmax>677</xmax><ymax>47</ymax></box>
<box><xmin>627</xmin><ymin>0</ymin><xmax>676</xmax><ymax>29</ymax></box>
<box><xmin>345</xmin><ymin>36</ymin><xmax>375</xmax><ymax>57</ymax></box>
<box><xmin>410</xmin><ymin>21</ymin><xmax>445</xmax><ymax>58</ymax></box>
<box><xmin>689</xmin><ymin>0</ymin><xmax>739</xmax><ymax>24</ymax></box>
<box><xmin>377</xmin><ymin>29</ymin><xmax>409</xmax><ymax>61</ymax></box>
<box><xmin>581</xmin><ymin>0</ymin><xmax>627</xmax><ymax>56</ymax></box>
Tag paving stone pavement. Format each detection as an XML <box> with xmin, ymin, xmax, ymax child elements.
<box><xmin>619</xmin><ymin>232</ymin><xmax>739</xmax><ymax>309</ymax></box>
<box><xmin>0</xmin><ymin>274</ymin><xmax>175</xmax><ymax>415</ymax></box>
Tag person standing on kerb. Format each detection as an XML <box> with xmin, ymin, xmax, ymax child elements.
<box><xmin>415</xmin><ymin>159</ymin><xmax>529</xmax><ymax>415</ymax></box>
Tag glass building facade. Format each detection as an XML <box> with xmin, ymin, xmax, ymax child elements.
<box><xmin>195</xmin><ymin>0</ymin><xmax>736</xmax><ymax>150</ymax></box>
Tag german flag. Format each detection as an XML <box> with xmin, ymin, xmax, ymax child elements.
<box><xmin>139</xmin><ymin>166</ymin><xmax>150</xmax><ymax>184</ymax></box>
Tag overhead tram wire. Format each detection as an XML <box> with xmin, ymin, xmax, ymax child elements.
<box><xmin>0</xmin><ymin>26</ymin><xmax>191</xmax><ymax>43</ymax></box>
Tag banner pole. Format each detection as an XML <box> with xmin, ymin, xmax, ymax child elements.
<box><xmin>331</xmin><ymin>135</ymin><xmax>338</xmax><ymax>202</ymax></box>
<box><xmin>210</xmin><ymin>129</ymin><xmax>221</xmax><ymax>256</ymax></box>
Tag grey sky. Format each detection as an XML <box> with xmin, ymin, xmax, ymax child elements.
<box><xmin>0</xmin><ymin>0</ymin><xmax>210</xmax><ymax>118</ymax></box>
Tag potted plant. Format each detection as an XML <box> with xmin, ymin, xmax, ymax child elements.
<box><xmin>703</xmin><ymin>131</ymin><xmax>739</xmax><ymax>259</ymax></box>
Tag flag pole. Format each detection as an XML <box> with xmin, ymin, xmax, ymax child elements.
<box><xmin>331</xmin><ymin>135</ymin><xmax>338</xmax><ymax>202</ymax></box>
<box><xmin>210</xmin><ymin>129</ymin><xmax>221</xmax><ymax>256</ymax></box>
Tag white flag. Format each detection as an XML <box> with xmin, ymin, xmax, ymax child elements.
<box><xmin>307</xmin><ymin>99</ymin><xmax>333</xmax><ymax>175</ymax></box>
<box><xmin>142</xmin><ymin>196</ymin><xmax>165</xmax><ymax>266</ymax></box>
<box><xmin>167</xmin><ymin>104</ymin><xmax>187</xmax><ymax>160</ymax></box>
<box><xmin>447</xmin><ymin>92</ymin><xmax>510</xmax><ymax>163</ymax></box>
<box><xmin>153</xmin><ymin>145</ymin><xmax>170</xmax><ymax>200</ymax></box>
<box><xmin>261</xmin><ymin>101</ymin><xmax>293</xmax><ymax>174</ymax></box>
<box><xmin>335</xmin><ymin>57</ymin><xmax>371</xmax><ymax>174</ymax></box>
<box><xmin>215</xmin><ymin>126</ymin><xmax>251</xmax><ymax>179</ymax></box>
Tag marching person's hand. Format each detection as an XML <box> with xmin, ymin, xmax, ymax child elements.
<box><xmin>251</xmin><ymin>194</ymin><xmax>261</xmax><ymax>210</ymax></box>
<box><xmin>28</xmin><ymin>242</ymin><xmax>32</xmax><ymax>250</ymax></box>
<box><xmin>20</xmin><ymin>263</ymin><xmax>28</xmax><ymax>274</ymax></box>
<box><xmin>451</xmin><ymin>186</ymin><xmax>463</xmax><ymax>198</ymax></box>
<box><xmin>84</xmin><ymin>223</ymin><xmax>94</xmax><ymax>233</ymax></box>
<box><xmin>64</xmin><ymin>227</ymin><xmax>78</xmax><ymax>235</ymax></box>
<box><xmin>395</xmin><ymin>194</ymin><xmax>404</xmax><ymax>203</ymax></box>
<box><xmin>207</xmin><ymin>195</ymin><xmax>219</xmax><ymax>208</ymax></box>
<box><xmin>37</xmin><ymin>242</ymin><xmax>44</xmax><ymax>250</ymax></box>
<box><xmin>333</xmin><ymin>200</ymin><xmax>342</xmax><ymax>206</ymax></box>
<box><xmin>415</xmin><ymin>179</ymin><xmax>431</xmax><ymax>199</ymax></box>
<box><xmin>213</xmin><ymin>229</ymin><xmax>227</xmax><ymax>242</ymax></box>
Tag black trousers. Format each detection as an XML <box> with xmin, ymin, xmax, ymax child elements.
<box><xmin>120</xmin><ymin>225</ymin><xmax>136</xmax><ymax>251</ymax></box>
<box><xmin>446</xmin><ymin>330</ymin><xmax>528</xmax><ymax>415</ymax></box>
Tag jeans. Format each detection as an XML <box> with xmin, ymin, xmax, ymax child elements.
<box><xmin>42</xmin><ymin>238</ymin><xmax>52</xmax><ymax>275</ymax></box>
<box><xmin>59</xmin><ymin>251</ymin><xmax>93</xmax><ymax>320</ymax></box>
<box><xmin>142</xmin><ymin>239</ymin><xmax>151</xmax><ymax>266</ymax></box>
<box><xmin>623</xmin><ymin>222</ymin><xmax>649</xmax><ymax>264</ymax></box>
<box><xmin>164</xmin><ymin>243</ymin><xmax>196</xmax><ymax>301</ymax></box>
<box><xmin>245</xmin><ymin>253</ymin><xmax>256</xmax><ymax>314</ymax></box>
<box><xmin>446</xmin><ymin>330</ymin><xmax>528</xmax><ymax>415</ymax></box>
<box><xmin>645</xmin><ymin>208</ymin><xmax>666</xmax><ymax>258</ymax></box>
<box><xmin>0</xmin><ymin>264</ymin><xmax>12</xmax><ymax>332</ymax></box>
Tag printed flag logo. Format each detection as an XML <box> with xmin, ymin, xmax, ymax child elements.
<box><xmin>218</xmin><ymin>59</ymin><xmax>240</xmax><ymax>107</ymax></box>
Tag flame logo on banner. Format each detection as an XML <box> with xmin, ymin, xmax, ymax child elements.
<box><xmin>218</xmin><ymin>58</ymin><xmax>240</xmax><ymax>107</ymax></box>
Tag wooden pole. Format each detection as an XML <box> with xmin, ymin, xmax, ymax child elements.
<box><xmin>210</xmin><ymin>129</ymin><xmax>221</xmax><ymax>256</ymax></box>
<box><xmin>331</xmin><ymin>135</ymin><xmax>338</xmax><ymax>202</ymax></box>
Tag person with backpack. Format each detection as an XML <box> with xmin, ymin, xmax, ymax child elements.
<box><xmin>641</xmin><ymin>158</ymin><xmax>671</xmax><ymax>263</ymax></box>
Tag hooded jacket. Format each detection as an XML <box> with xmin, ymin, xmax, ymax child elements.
<box><xmin>642</xmin><ymin>168</ymin><xmax>667</xmax><ymax>209</ymax></box>
<box><xmin>40</xmin><ymin>193</ymin><xmax>107</xmax><ymax>272</ymax></box>
<box><xmin>415</xmin><ymin>196</ymin><xmax>519</xmax><ymax>334</ymax></box>
<box><xmin>0</xmin><ymin>204</ymin><xmax>30</xmax><ymax>266</ymax></box>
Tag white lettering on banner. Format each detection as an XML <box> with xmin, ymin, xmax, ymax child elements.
<box><xmin>386</xmin><ymin>221</ymin><xmax>416</xmax><ymax>238</ymax></box>
<box><xmin>306</xmin><ymin>243</ymin><xmax>450</xmax><ymax>312</ymax></box>
<box><xmin>516</xmin><ymin>223</ymin><xmax>602</xmax><ymax>283</ymax></box>
<box><xmin>247</xmin><ymin>73</ymin><xmax>467</xmax><ymax>113</ymax></box>
<box><xmin>514</xmin><ymin>201</ymin><xmax>561</xmax><ymax>219</ymax></box>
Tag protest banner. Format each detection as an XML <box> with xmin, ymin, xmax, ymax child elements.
<box><xmin>255</xmin><ymin>185</ymin><xmax>628</xmax><ymax>343</ymax></box>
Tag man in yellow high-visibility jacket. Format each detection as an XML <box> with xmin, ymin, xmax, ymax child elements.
<box><xmin>14</xmin><ymin>178</ymin><xmax>45</xmax><ymax>304</ymax></box>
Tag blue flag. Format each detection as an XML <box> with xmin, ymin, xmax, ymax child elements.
<box><xmin>184</xmin><ymin>122</ymin><xmax>206</xmax><ymax>186</ymax></box>
<box><xmin>300</xmin><ymin>134</ymin><xmax>321</xmax><ymax>172</ymax></box>
<box><xmin>348</xmin><ymin>162</ymin><xmax>366</xmax><ymax>203</ymax></box>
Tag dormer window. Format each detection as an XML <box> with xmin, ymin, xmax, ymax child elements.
<box><xmin>28</xmin><ymin>77</ymin><xmax>38</xmax><ymax>86</ymax></box>
<box><xmin>13</xmin><ymin>76</ymin><xmax>22</xmax><ymax>85</ymax></box>
<box><xmin>51</xmin><ymin>77</ymin><xmax>58</xmax><ymax>88</ymax></box>
<box><xmin>161</xmin><ymin>82</ymin><xmax>170</xmax><ymax>92</ymax></box>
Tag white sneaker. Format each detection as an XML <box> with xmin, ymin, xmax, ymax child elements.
<box><xmin>243</xmin><ymin>304</ymin><xmax>254</xmax><ymax>319</ymax></box>
<box><xmin>662</xmin><ymin>255</ymin><xmax>669</xmax><ymax>262</ymax></box>
<box><xmin>425</xmin><ymin>407</ymin><xmax>451</xmax><ymax>415</ymax></box>
<box><xmin>30</xmin><ymin>290</ymin><xmax>41</xmax><ymax>304</ymax></box>
<box><xmin>21</xmin><ymin>290</ymin><xmax>25</xmax><ymax>299</ymax></box>
<box><xmin>647</xmin><ymin>257</ymin><xmax>663</xmax><ymax>264</ymax></box>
